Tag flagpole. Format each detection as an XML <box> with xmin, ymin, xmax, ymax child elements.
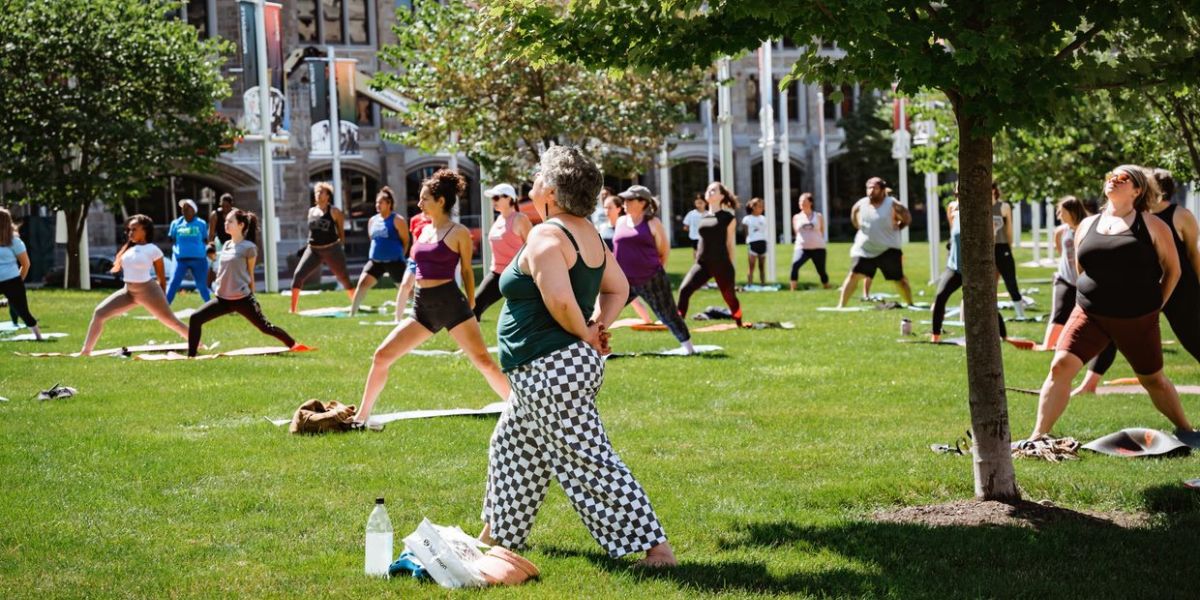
<box><xmin>253</xmin><ymin>0</ymin><xmax>278</xmax><ymax>292</ymax></box>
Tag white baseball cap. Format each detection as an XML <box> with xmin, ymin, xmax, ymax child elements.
<box><xmin>178</xmin><ymin>199</ymin><xmax>198</xmax><ymax>212</ymax></box>
<box><xmin>486</xmin><ymin>183</ymin><xmax>518</xmax><ymax>199</ymax></box>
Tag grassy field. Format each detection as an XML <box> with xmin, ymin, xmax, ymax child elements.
<box><xmin>2</xmin><ymin>242</ymin><xmax>1198</xmax><ymax>598</ymax></box>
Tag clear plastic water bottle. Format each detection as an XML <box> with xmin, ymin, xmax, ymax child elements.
<box><xmin>364</xmin><ymin>497</ymin><xmax>393</xmax><ymax>577</ymax></box>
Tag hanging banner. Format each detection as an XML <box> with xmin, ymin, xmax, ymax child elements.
<box><xmin>239</xmin><ymin>1</ymin><xmax>288</xmax><ymax>139</ymax></box>
<box><xmin>308</xmin><ymin>58</ymin><xmax>360</xmax><ymax>156</ymax></box>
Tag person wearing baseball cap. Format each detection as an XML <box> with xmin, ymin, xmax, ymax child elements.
<box><xmin>475</xmin><ymin>183</ymin><xmax>531</xmax><ymax>320</ymax></box>
<box><xmin>166</xmin><ymin>198</ymin><xmax>211</xmax><ymax>304</ymax></box>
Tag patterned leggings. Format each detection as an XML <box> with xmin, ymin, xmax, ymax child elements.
<box><xmin>482</xmin><ymin>342</ymin><xmax>668</xmax><ymax>558</ymax></box>
<box><xmin>627</xmin><ymin>268</ymin><xmax>690</xmax><ymax>343</ymax></box>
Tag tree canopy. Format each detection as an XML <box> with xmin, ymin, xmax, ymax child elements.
<box><xmin>0</xmin><ymin>0</ymin><xmax>235</xmax><ymax>286</ymax></box>
<box><xmin>376</xmin><ymin>0</ymin><xmax>709</xmax><ymax>183</ymax></box>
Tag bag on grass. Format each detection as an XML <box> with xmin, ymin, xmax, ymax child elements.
<box><xmin>288</xmin><ymin>399</ymin><xmax>357</xmax><ymax>434</ymax></box>
<box><xmin>402</xmin><ymin>519</ymin><xmax>488</xmax><ymax>589</ymax></box>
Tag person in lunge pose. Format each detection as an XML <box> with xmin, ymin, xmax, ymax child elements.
<box><xmin>789</xmin><ymin>192</ymin><xmax>830</xmax><ymax>290</ymax></box>
<box><xmin>474</xmin><ymin>183</ymin><xmax>530</xmax><ymax>320</ymax></box>
<box><xmin>187</xmin><ymin>210</ymin><xmax>300</xmax><ymax>357</ymax></box>
<box><xmin>354</xmin><ymin>169</ymin><xmax>510</xmax><ymax>424</ymax></box>
<box><xmin>479</xmin><ymin>145</ymin><xmax>676</xmax><ymax>568</ymax></box>
<box><xmin>1027</xmin><ymin>166</ymin><xmax>1200</xmax><ymax>446</ymax></box>
<box><xmin>165</xmin><ymin>199</ymin><xmax>210</xmax><ymax>304</ymax></box>
<box><xmin>81</xmin><ymin>215</ymin><xmax>190</xmax><ymax>355</ymax></box>
<box><xmin>612</xmin><ymin>185</ymin><xmax>694</xmax><ymax>353</ymax></box>
<box><xmin>0</xmin><ymin>208</ymin><xmax>41</xmax><ymax>340</ymax></box>
<box><xmin>929</xmin><ymin>193</ymin><xmax>1010</xmax><ymax>342</ymax></box>
<box><xmin>742</xmin><ymin>197</ymin><xmax>767</xmax><ymax>286</ymax></box>
<box><xmin>290</xmin><ymin>182</ymin><xmax>353</xmax><ymax>313</ymax></box>
<box><xmin>677</xmin><ymin>181</ymin><xmax>743</xmax><ymax>327</ymax></box>
<box><xmin>349</xmin><ymin>187</ymin><xmax>410</xmax><ymax>317</ymax></box>
<box><xmin>837</xmin><ymin>177</ymin><xmax>912</xmax><ymax>307</ymax></box>
<box><xmin>992</xmin><ymin>183</ymin><xmax>1029</xmax><ymax>318</ymax></box>
<box><xmin>1037</xmin><ymin>196</ymin><xmax>1088</xmax><ymax>351</ymax></box>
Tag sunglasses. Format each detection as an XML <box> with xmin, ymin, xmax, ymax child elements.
<box><xmin>1105</xmin><ymin>171</ymin><xmax>1131</xmax><ymax>185</ymax></box>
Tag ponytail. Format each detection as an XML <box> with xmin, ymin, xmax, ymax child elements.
<box><xmin>232</xmin><ymin>209</ymin><xmax>259</xmax><ymax>243</ymax></box>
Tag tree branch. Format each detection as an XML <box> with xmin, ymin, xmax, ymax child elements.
<box><xmin>1055</xmin><ymin>23</ymin><xmax>1103</xmax><ymax>61</ymax></box>
<box><xmin>1171</xmin><ymin>96</ymin><xmax>1200</xmax><ymax>179</ymax></box>
<box><xmin>813</xmin><ymin>0</ymin><xmax>834</xmax><ymax>21</ymax></box>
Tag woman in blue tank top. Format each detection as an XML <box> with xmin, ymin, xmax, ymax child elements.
<box><xmin>349</xmin><ymin>187</ymin><xmax>410</xmax><ymax>316</ymax></box>
<box><xmin>480</xmin><ymin>146</ymin><xmax>677</xmax><ymax>569</ymax></box>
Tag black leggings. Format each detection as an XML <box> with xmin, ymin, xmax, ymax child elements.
<box><xmin>930</xmin><ymin>268</ymin><xmax>1006</xmax><ymax>338</ymax></box>
<box><xmin>677</xmin><ymin>258</ymin><xmax>741</xmax><ymax>325</ymax></box>
<box><xmin>474</xmin><ymin>270</ymin><xmax>504</xmax><ymax>320</ymax></box>
<box><xmin>188</xmin><ymin>294</ymin><xmax>294</xmax><ymax>357</ymax></box>
<box><xmin>291</xmin><ymin>243</ymin><xmax>352</xmax><ymax>291</ymax></box>
<box><xmin>1091</xmin><ymin>281</ymin><xmax>1200</xmax><ymax>375</ymax></box>
<box><xmin>790</xmin><ymin>248</ymin><xmax>829</xmax><ymax>284</ymax></box>
<box><xmin>995</xmin><ymin>244</ymin><xmax>1022</xmax><ymax>302</ymax></box>
<box><xmin>0</xmin><ymin>277</ymin><xmax>36</xmax><ymax>327</ymax></box>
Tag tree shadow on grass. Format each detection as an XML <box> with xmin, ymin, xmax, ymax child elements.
<box><xmin>544</xmin><ymin>486</ymin><xmax>1200</xmax><ymax>597</ymax></box>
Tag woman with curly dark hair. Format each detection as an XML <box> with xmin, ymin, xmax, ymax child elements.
<box><xmin>354</xmin><ymin>169</ymin><xmax>510</xmax><ymax>424</ymax></box>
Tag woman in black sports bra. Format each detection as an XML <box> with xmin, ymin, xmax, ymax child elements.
<box><xmin>289</xmin><ymin>182</ymin><xmax>354</xmax><ymax>313</ymax></box>
<box><xmin>1027</xmin><ymin>165</ymin><xmax>1199</xmax><ymax>447</ymax></box>
<box><xmin>676</xmin><ymin>181</ymin><xmax>743</xmax><ymax>327</ymax></box>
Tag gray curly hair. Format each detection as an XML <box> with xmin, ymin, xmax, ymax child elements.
<box><xmin>539</xmin><ymin>145</ymin><xmax>603</xmax><ymax>218</ymax></box>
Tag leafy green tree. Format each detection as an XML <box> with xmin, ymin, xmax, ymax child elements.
<box><xmin>375</xmin><ymin>0</ymin><xmax>708</xmax><ymax>183</ymax></box>
<box><xmin>494</xmin><ymin>0</ymin><xmax>1200</xmax><ymax>500</ymax></box>
<box><xmin>0</xmin><ymin>0</ymin><xmax>235</xmax><ymax>287</ymax></box>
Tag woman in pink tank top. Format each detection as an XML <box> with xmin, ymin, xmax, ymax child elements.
<box><xmin>475</xmin><ymin>183</ymin><xmax>531</xmax><ymax>320</ymax></box>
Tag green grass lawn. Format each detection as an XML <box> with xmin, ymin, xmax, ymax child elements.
<box><xmin>2</xmin><ymin>242</ymin><xmax>1198</xmax><ymax>598</ymax></box>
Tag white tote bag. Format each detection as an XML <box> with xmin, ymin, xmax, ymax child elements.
<box><xmin>402</xmin><ymin>518</ymin><xmax>489</xmax><ymax>589</ymax></box>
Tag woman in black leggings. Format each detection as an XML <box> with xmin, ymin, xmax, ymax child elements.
<box><xmin>1075</xmin><ymin>168</ymin><xmax>1200</xmax><ymax>393</ymax></box>
<box><xmin>677</xmin><ymin>181</ymin><xmax>742</xmax><ymax>327</ymax></box>
<box><xmin>992</xmin><ymin>183</ymin><xmax>1027</xmax><ymax>319</ymax></box>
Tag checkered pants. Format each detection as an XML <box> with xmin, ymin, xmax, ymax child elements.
<box><xmin>628</xmin><ymin>268</ymin><xmax>691</xmax><ymax>343</ymax></box>
<box><xmin>482</xmin><ymin>342</ymin><xmax>668</xmax><ymax>558</ymax></box>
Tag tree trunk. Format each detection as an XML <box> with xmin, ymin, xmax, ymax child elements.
<box><xmin>955</xmin><ymin>103</ymin><xmax>1021</xmax><ymax>501</ymax></box>
<box><xmin>64</xmin><ymin>206</ymin><xmax>87</xmax><ymax>289</ymax></box>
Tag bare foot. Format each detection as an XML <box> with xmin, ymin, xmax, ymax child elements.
<box><xmin>635</xmin><ymin>542</ymin><xmax>677</xmax><ymax>568</ymax></box>
<box><xmin>1071</xmin><ymin>384</ymin><xmax>1096</xmax><ymax>396</ymax></box>
<box><xmin>478</xmin><ymin>522</ymin><xmax>498</xmax><ymax>546</ymax></box>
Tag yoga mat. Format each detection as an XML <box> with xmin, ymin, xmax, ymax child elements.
<box><xmin>606</xmin><ymin>344</ymin><xmax>724</xmax><ymax>359</ymax></box>
<box><xmin>1004</xmin><ymin>338</ymin><xmax>1038</xmax><ymax>351</ymax></box>
<box><xmin>1096</xmin><ymin>384</ymin><xmax>1200</xmax><ymax>396</ymax></box>
<box><xmin>741</xmin><ymin>284</ymin><xmax>781</xmax><ymax>292</ymax></box>
<box><xmin>359</xmin><ymin>320</ymin><xmax>401</xmax><ymax>326</ymax></box>
<box><xmin>281</xmin><ymin>290</ymin><xmax>321</xmax><ymax>296</ymax></box>
<box><xmin>609</xmin><ymin>317</ymin><xmax>654</xmax><ymax>330</ymax></box>
<box><xmin>0</xmin><ymin>322</ymin><xmax>25</xmax><ymax>332</ymax></box>
<box><xmin>133</xmin><ymin>308</ymin><xmax>196</xmax><ymax>320</ymax></box>
<box><xmin>134</xmin><ymin>345</ymin><xmax>313</xmax><ymax>361</ymax></box>
<box><xmin>1005</xmin><ymin>386</ymin><xmax>1041</xmax><ymax>396</ymax></box>
<box><xmin>21</xmin><ymin>342</ymin><xmax>207</xmax><ymax>358</ymax></box>
<box><xmin>298</xmin><ymin>306</ymin><xmax>371</xmax><ymax>318</ymax></box>
<box><xmin>630</xmin><ymin>323</ymin><xmax>668</xmax><ymax>332</ymax></box>
<box><xmin>268</xmin><ymin>401</ymin><xmax>508</xmax><ymax>427</ymax></box>
<box><xmin>817</xmin><ymin>306</ymin><xmax>871</xmax><ymax>312</ymax></box>
<box><xmin>1</xmin><ymin>332</ymin><xmax>67</xmax><ymax>342</ymax></box>
<box><xmin>898</xmin><ymin>337</ymin><xmax>967</xmax><ymax>347</ymax></box>
<box><xmin>920</xmin><ymin>319</ymin><xmax>965</xmax><ymax>327</ymax></box>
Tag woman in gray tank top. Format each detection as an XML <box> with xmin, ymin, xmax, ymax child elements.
<box><xmin>991</xmin><ymin>183</ymin><xmax>1027</xmax><ymax>318</ymax></box>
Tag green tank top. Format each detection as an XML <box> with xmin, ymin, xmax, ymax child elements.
<box><xmin>496</xmin><ymin>220</ymin><xmax>606</xmax><ymax>372</ymax></box>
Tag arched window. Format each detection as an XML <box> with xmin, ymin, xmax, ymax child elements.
<box><xmin>123</xmin><ymin>175</ymin><xmax>230</xmax><ymax>240</ymax></box>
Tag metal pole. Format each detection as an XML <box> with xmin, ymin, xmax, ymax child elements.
<box><xmin>926</xmin><ymin>171</ymin><xmax>940</xmax><ymax>284</ymax></box>
<box><xmin>703</xmin><ymin>98</ymin><xmax>715</xmax><ymax>183</ymax></box>
<box><xmin>480</xmin><ymin>170</ymin><xmax>492</xmax><ymax>274</ymax></box>
<box><xmin>1012</xmin><ymin>197</ymin><xmax>1023</xmax><ymax>252</ymax></box>
<box><xmin>328</xmin><ymin>47</ymin><xmax>343</xmax><ymax>212</ymax></box>
<box><xmin>1031</xmin><ymin>197</ymin><xmax>1042</xmax><ymax>263</ymax></box>
<box><xmin>779</xmin><ymin>84</ymin><xmax>792</xmax><ymax>245</ymax></box>
<box><xmin>897</xmin><ymin>96</ymin><xmax>910</xmax><ymax>245</ymax></box>
<box><xmin>1045</xmin><ymin>199</ymin><xmax>1055</xmax><ymax>261</ymax></box>
<box><xmin>658</xmin><ymin>145</ymin><xmax>673</xmax><ymax>246</ymax></box>
<box><xmin>717</xmin><ymin>58</ymin><xmax>734</xmax><ymax>191</ymax></box>
<box><xmin>758</xmin><ymin>42</ymin><xmax>777</xmax><ymax>282</ymax></box>
<box><xmin>817</xmin><ymin>89</ymin><xmax>830</xmax><ymax>242</ymax></box>
<box><xmin>256</xmin><ymin>0</ymin><xmax>278</xmax><ymax>292</ymax></box>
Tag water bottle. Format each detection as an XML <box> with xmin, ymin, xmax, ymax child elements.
<box><xmin>900</xmin><ymin>318</ymin><xmax>913</xmax><ymax>336</ymax></box>
<box><xmin>364</xmin><ymin>497</ymin><xmax>393</xmax><ymax>577</ymax></box>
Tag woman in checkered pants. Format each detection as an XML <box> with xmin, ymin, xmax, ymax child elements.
<box><xmin>479</xmin><ymin>145</ymin><xmax>677</xmax><ymax>568</ymax></box>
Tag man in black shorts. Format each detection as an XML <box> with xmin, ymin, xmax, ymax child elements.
<box><xmin>837</xmin><ymin>177</ymin><xmax>913</xmax><ymax>307</ymax></box>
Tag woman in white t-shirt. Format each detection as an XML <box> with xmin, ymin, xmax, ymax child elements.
<box><xmin>80</xmin><ymin>215</ymin><xmax>189</xmax><ymax>355</ymax></box>
<box><xmin>742</xmin><ymin>198</ymin><xmax>768</xmax><ymax>286</ymax></box>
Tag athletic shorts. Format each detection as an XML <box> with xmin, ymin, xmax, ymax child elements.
<box><xmin>413</xmin><ymin>281</ymin><xmax>474</xmax><ymax>333</ymax></box>
<box><xmin>364</xmin><ymin>259</ymin><xmax>407</xmax><ymax>282</ymax></box>
<box><xmin>689</xmin><ymin>239</ymin><xmax>699</xmax><ymax>250</ymax></box>
<box><xmin>748</xmin><ymin>240</ymin><xmax>767</xmax><ymax>256</ymax></box>
<box><xmin>1051</xmin><ymin>278</ymin><xmax>1077</xmax><ymax>326</ymax></box>
<box><xmin>1058</xmin><ymin>306</ymin><xmax>1162</xmax><ymax>375</ymax></box>
<box><xmin>851</xmin><ymin>248</ymin><xmax>904</xmax><ymax>281</ymax></box>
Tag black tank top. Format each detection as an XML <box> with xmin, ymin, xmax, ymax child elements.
<box><xmin>1077</xmin><ymin>211</ymin><xmax>1162</xmax><ymax>317</ymax></box>
<box><xmin>213</xmin><ymin>207</ymin><xmax>232</xmax><ymax>244</ymax></box>
<box><xmin>308</xmin><ymin>205</ymin><xmax>339</xmax><ymax>246</ymax></box>
<box><xmin>696</xmin><ymin>210</ymin><xmax>734</xmax><ymax>262</ymax></box>
<box><xmin>1156</xmin><ymin>203</ymin><xmax>1198</xmax><ymax>297</ymax></box>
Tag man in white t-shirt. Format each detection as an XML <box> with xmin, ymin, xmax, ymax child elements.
<box><xmin>836</xmin><ymin>176</ymin><xmax>913</xmax><ymax>307</ymax></box>
<box><xmin>682</xmin><ymin>194</ymin><xmax>706</xmax><ymax>257</ymax></box>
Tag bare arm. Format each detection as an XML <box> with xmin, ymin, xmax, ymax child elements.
<box><xmin>524</xmin><ymin>227</ymin><xmax>591</xmax><ymax>339</ymax></box>
<box><xmin>333</xmin><ymin>208</ymin><xmax>346</xmax><ymax>244</ymax></box>
<box><xmin>394</xmin><ymin>215</ymin><xmax>411</xmax><ymax>258</ymax></box>
<box><xmin>1176</xmin><ymin>207</ymin><xmax>1200</xmax><ymax>287</ymax></box>
<box><xmin>17</xmin><ymin>251</ymin><xmax>30</xmax><ymax>280</ymax></box>
<box><xmin>154</xmin><ymin>258</ymin><xmax>167</xmax><ymax>291</ymax></box>
<box><xmin>850</xmin><ymin>203</ymin><xmax>861</xmax><ymax>230</ymax></box>
<box><xmin>725</xmin><ymin>217</ymin><xmax>735</xmax><ymax>258</ymax></box>
<box><xmin>454</xmin><ymin>226</ymin><xmax>475</xmax><ymax>307</ymax></box>
<box><xmin>1148</xmin><ymin>216</ymin><xmax>1181</xmax><ymax>307</ymax></box>
<box><xmin>817</xmin><ymin>213</ymin><xmax>826</xmax><ymax>239</ymax></box>
<box><xmin>208</xmin><ymin>214</ymin><xmax>218</xmax><ymax>243</ymax></box>
<box><xmin>512</xmin><ymin>213</ymin><xmax>533</xmax><ymax>241</ymax></box>
<box><xmin>894</xmin><ymin>202</ymin><xmax>912</xmax><ymax>229</ymax></box>
<box><xmin>651</xmin><ymin>218</ymin><xmax>670</xmax><ymax>266</ymax></box>
<box><xmin>1054</xmin><ymin>224</ymin><xmax>1065</xmax><ymax>254</ymax></box>
<box><xmin>592</xmin><ymin>248</ymin><xmax>630</xmax><ymax>330</ymax></box>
